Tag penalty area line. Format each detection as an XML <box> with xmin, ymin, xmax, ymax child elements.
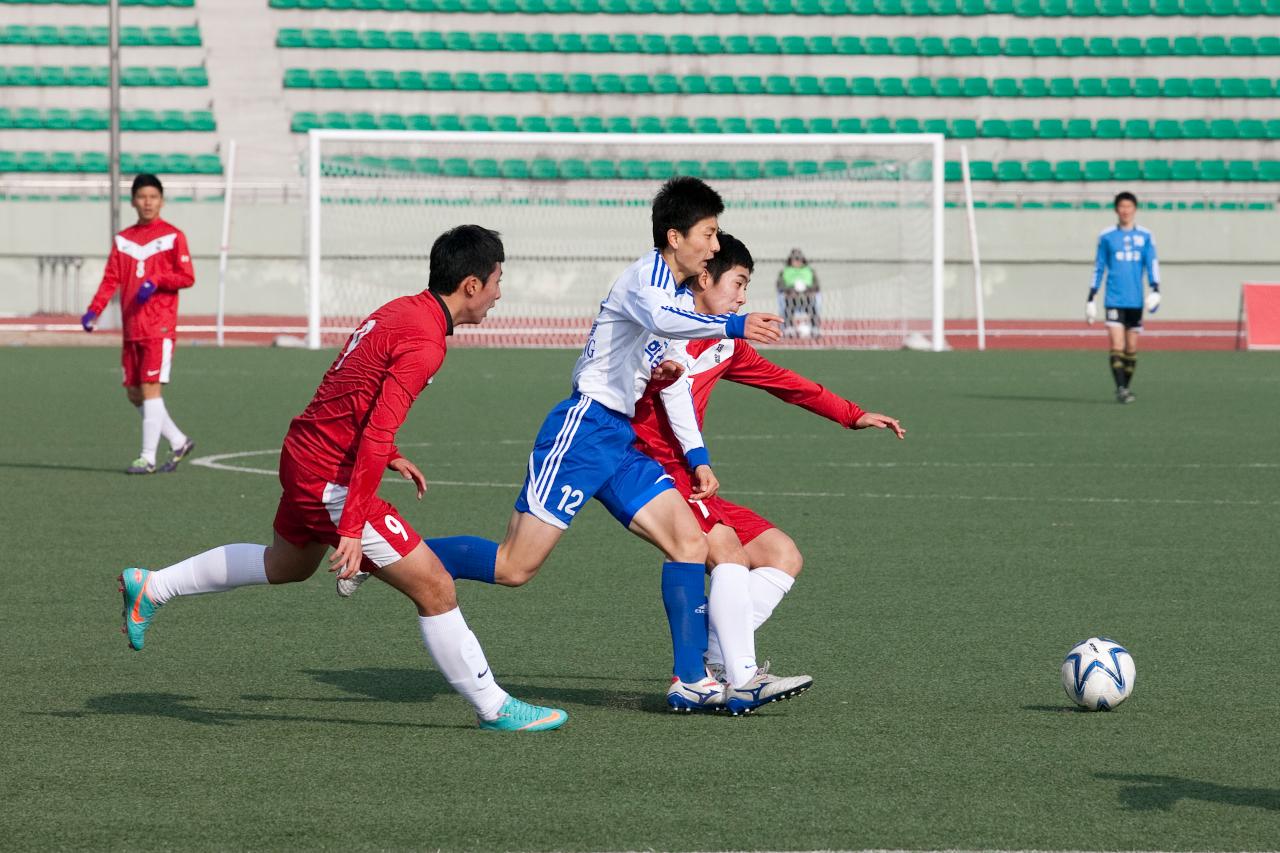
<box><xmin>190</xmin><ymin>450</ymin><xmax>1276</xmax><ymax>507</ymax></box>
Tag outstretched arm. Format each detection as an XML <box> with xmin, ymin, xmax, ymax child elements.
<box><xmin>617</xmin><ymin>275</ymin><xmax>782</xmax><ymax>344</ymax></box>
<box><xmin>83</xmin><ymin>244</ymin><xmax>124</xmax><ymax>329</ymax></box>
<box><xmin>724</xmin><ymin>342</ymin><xmax>867</xmax><ymax>427</ymax></box>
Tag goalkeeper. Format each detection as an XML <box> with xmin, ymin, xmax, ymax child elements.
<box><xmin>1085</xmin><ymin>191</ymin><xmax>1162</xmax><ymax>404</ymax></box>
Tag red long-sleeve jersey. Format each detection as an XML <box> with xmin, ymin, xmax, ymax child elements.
<box><xmin>632</xmin><ymin>338</ymin><xmax>866</xmax><ymax>473</ymax></box>
<box><xmin>282</xmin><ymin>291</ymin><xmax>453</xmax><ymax>538</ymax></box>
<box><xmin>87</xmin><ymin>218</ymin><xmax>195</xmax><ymax>341</ymax></box>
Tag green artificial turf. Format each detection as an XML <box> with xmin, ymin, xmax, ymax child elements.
<box><xmin>1</xmin><ymin>347</ymin><xmax>1277</xmax><ymax>852</ymax></box>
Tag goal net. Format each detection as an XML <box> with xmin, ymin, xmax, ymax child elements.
<box><xmin>307</xmin><ymin>131</ymin><xmax>945</xmax><ymax>350</ymax></box>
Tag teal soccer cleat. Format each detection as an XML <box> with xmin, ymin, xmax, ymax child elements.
<box><xmin>119</xmin><ymin>568</ymin><xmax>160</xmax><ymax>651</ymax></box>
<box><xmin>477</xmin><ymin>696</ymin><xmax>568</xmax><ymax>732</ymax></box>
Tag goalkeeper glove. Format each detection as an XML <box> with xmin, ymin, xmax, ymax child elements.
<box><xmin>1085</xmin><ymin>300</ymin><xmax>1098</xmax><ymax>325</ymax></box>
<box><xmin>136</xmin><ymin>280</ymin><xmax>157</xmax><ymax>304</ymax></box>
<box><xmin>1145</xmin><ymin>291</ymin><xmax>1161</xmax><ymax>314</ymax></box>
<box><xmin>80</xmin><ymin>310</ymin><xmax>97</xmax><ymax>332</ymax></box>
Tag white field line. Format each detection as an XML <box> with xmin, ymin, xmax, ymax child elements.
<box><xmin>191</xmin><ymin>450</ymin><xmax>1279</xmax><ymax>508</ymax></box>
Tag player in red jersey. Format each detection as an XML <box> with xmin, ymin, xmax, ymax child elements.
<box><xmin>116</xmin><ymin>225</ymin><xmax>568</xmax><ymax>731</ymax></box>
<box><xmin>632</xmin><ymin>233</ymin><xmax>905</xmax><ymax>688</ymax></box>
<box><xmin>81</xmin><ymin>174</ymin><xmax>198</xmax><ymax>475</ymax></box>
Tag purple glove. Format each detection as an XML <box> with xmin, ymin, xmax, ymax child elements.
<box><xmin>80</xmin><ymin>310</ymin><xmax>98</xmax><ymax>332</ymax></box>
<box><xmin>136</xmin><ymin>280</ymin><xmax>157</xmax><ymax>304</ymax></box>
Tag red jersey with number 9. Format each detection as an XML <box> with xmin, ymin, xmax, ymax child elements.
<box><xmin>281</xmin><ymin>290</ymin><xmax>454</xmax><ymax>537</ymax></box>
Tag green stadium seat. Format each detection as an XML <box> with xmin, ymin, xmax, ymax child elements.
<box><xmin>1181</xmin><ymin>119</ymin><xmax>1209</xmax><ymax>138</ymax></box>
<box><xmin>967</xmin><ymin>160</ymin><xmax>996</xmax><ymax>181</ymax></box>
<box><xmin>1020</xmin><ymin>78</ymin><xmax>1049</xmax><ymax>97</ymax></box>
<box><xmin>991</xmin><ymin>78</ymin><xmax>1020</xmax><ymax>97</ymax></box>
<box><xmin>397</xmin><ymin>70</ymin><xmax>426</xmax><ymax>89</ymax></box>
<box><xmin>1259</xmin><ymin>161</ymin><xmax>1280</xmax><ymax>181</ymax></box>
<box><xmin>864</xmin><ymin>117</ymin><xmax>893</xmax><ymax>133</ymax></box>
<box><xmin>1245</xmin><ymin>78</ymin><xmax>1275</xmax><ymax>97</ymax></box>
<box><xmin>996</xmin><ymin>161</ymin><xmax>1026</xmax><ymax>181</ymax></box>
<box><xmin>836</xmin><ymin>36</ymin><xmax>863</xmax><ymax>55</ymax></box>
<box><xmin>1084</xmin><ymin>36</ymin><xmax>1112</xmax><ymax>56</ymax></box>
<box><xmin>377</xmin><ymin>114</ymin><xmax>408</xmax><ymax>131</ymax></box>
<box><xmin>1190</xmin><ymin>78</ymin><xmax>1219</xmax><ymax>97</ymax></box>
<box><xmin>877</xmin><ymin>77</ymin><xmax>906</xmax><ymax>96</ymax></box>
<box><xmin>1210</xmin><ymin>118</ymin><xmax>1238</xmax><ymax>138</ymax></box>
<box><xmin>1083</xmin><ymin>160</ymin><xmax>1112</xmax><ymax>181</ymax></box>
<box><xmin>1025</xmin><ymin>160</ymin><xmax>1055</xmax><ymax>181</ymax></box>
<box><xmin>1095</xmin><ymin>118</ymin><xmax>1122</xmax><ymax>138</ymax></box>
<box><xmin>1033</xmin><ymin>36</ymin><xmax>1060</xmax><ymax>56</ymax></box>
<box><xmin>750</xmin><ymin>117</ymin><xmax>779</xmax><ymax>133</ymax></box>
<box><xmin>920</xmin><ymin>36</ymin><xmax>947</xmax><ymax>56</ymax></box>
<box><xmin>950</xmin><ymin>118</ymin><xmax>978</xmax><ymax>138</ymax></box>
<box><xmin>1037</xmin><ymin>118</ymin><xmax>1065</xmax><ymax>138</ymax></box>
<box><xmin>1237</xmin><ymin>118</ymin><xmax>1266</xmax><ymax>138</ymax></box>
<box><xmin>278</xmin><ymin>28</ymin><xmax>305</xmax><ymax>48</ymax></box>
<box><xmin>981</xmin><ymin>119</ymin><xmax>1010</xmax><ymax>137</ymax></box>
<box><xmin>894</xmin><ymin>117</ymin><xmax>923</xmax><ymax>133</ymax></box>
<box><xmin>1066</xmin><ymin>119</ymin><xmax>1092</xmax><ymax>138</ymax></box>
<box><xmin>1006</xmin><ymin>37</ymin><xmax>1032</xmax><ymax>56</ymax></box>
<box><xmin>1124</xmin><ymin>119</ymin><xmax>1152</xmax><ymax>138</ymax></box>
<box><xmin>948</xmin><ymin>37</ymin><xmax>976</xmax><ymax>56</ymax></box>
<box><xmin>934</xmin><ymin>78</ymin><xmax>962</xmax><ymax>97</ymax></box>
<box><xmin>1196</xmin><ymin>159</ymin><xmax>1227</xmax><ymax>180</ymax></box>
<box><xmin>1112</xmin><ymin>160</ymin><xmax>1141</xmax><ymax>181</ymax></box>
<box><xmin>1049</xmin><ymin>77</ymin><xmax>1076</xmax><ymax>97</ymax></box>
<box><xmin>821</xmin><ymin>76</ymin><xmax>849</xmax><ymax>95</ymax></box>
<box><xmin>1078</xmin><ymin>77</ymin><xmax>1108</xmax><ymax>97</ymax></box>
<box><xmin>284</xmin><ymin>68</ymin><xmax>313</xmax><ymax>88</ymax></box>
<box><xmin>1219</xmin><ymin>78</ymin><xmax>1247</xmax><ymax>97</ymax></box>
<box><xmin>1009</xmin><ymin>118</ymin><xmax>1036</xmax><ymax>139</ymax></box>
<box><xmin>1227</xmin><ymin>160</ymin><xmax>1257</xmax><ymax>181</ymax></box>
<box><xmin>1170</xmin><ymin>159</ymin><xmax>1198</xmax><ymax>180</ymax></box>
<box><xmin>636</xmin><ymin>116</ymin><xmax>664</xmax><ymax>133</ymax></box>
<box><xmin>906</xmin><ymin>77</ymin><xmax>933</xmax><ymax>96</ymax></box>
<box><xmin>1228</xmin><ymin>36</ymin><xmax>1256</xmax><ymax>55</ymax></box>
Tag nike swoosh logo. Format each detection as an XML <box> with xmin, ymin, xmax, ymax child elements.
<box><xmin>146</xmin><ymin>370</ymin><xmax>160</xmax><ymax>376</ymax></box>
<box><xmin>476</xmin><ymin>668</ymin><xmax>489</xmax><ymax>679</ymax></box>
<box><xmin>129</xmin><ymin>571</ymin><xmax>151</xmax><ymax>624</ymax></box>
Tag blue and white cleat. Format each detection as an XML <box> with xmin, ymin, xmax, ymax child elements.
<box><xmin>478</xmin><ymin>696</ymin><xmax>568</xmax><ymax>732</ymax></box>
<box><xmin>725</xmin><ymin>663</ymin><xmax>813</xmax><ymax>716</ymax></box>
<box><xmin>159</xmin><ymin>438</ymin><xmax>196</xmax><ymax>473</ymax></box>
<box><xmin>666</xmin><ymin>673</ymin><xmax>726</xmax><ymax>713</ymax></box>
<box><xmin>336</xmin><ymin>569</ymin><xmax>371</xmax><ymax>598</ymax></box>
<box><xmin>118</xmin><ymin>567</ymin><xmax>160</xmax><ymax>651</ymax></box>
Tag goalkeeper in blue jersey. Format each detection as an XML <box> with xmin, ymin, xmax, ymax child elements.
<box><xmin>1085</xmin><ymin>191</ymin><xmax>1161</xmax><ymax>404</ymax></box>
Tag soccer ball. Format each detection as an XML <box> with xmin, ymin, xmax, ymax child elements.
<box><xmin>1060</xmin><ymin>637</ymin><xmax>1136</xmax><ymax>711</ymax></box>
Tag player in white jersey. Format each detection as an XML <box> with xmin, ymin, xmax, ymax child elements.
<box><xmin>337</xmin><ymin>178</ymin><xmax>795</xmax><ymax>713</ymax></box>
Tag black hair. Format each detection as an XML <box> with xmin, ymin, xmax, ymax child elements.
<box><xmin>651</xmin><ymin>176</ymin><xmax>724</xmax><ymax>249</ymax></box>
<box><xmin>1113</xmin><ymin>191</ymin><xmax>1138</xmax><ymax>209</ymax></box>
<box><xmin>427</xmin><ymin>225</ymin><xmax>504</xmax><ymax>295</ymax></box>
<box><xmin>131</xmin><ymin>173</ymin><xmax>164</xmax><ymax>197</ymax></box>
<box><xmin>705</xmin><ymin>231</ymin><xmax>754</xmax><ymax>282</ymax></box>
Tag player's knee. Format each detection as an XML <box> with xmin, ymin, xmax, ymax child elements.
<box><xmin>774</xmin><ymin>544</ymin><xmax>803</xmax><ymax>577</ymax></box>
<box><xmin>494</xmin><ymin>557</ymin><xmax>539</xmax><ymax>587</ymax></box>
<box><xmin>669</xmin><ymin>530</ymin><xmax>708</xmax><ymax>565</ymax></box>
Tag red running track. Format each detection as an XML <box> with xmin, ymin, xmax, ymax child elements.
<box><xmin>2</xmin><ymin>314</ymin><xmax>1244</xmax><ymax>351</ymax></box>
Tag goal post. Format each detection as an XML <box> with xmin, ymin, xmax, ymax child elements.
<box><xmin>306</xmin><ymin>130</ymin><xmax>946</xmax><ymax>351</ymax></box>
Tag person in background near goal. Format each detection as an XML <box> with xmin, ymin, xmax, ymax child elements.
<box><xmin>1085</xmin><ymin>191</ymin><xmax>1161</xmax><ymax>404</ymax></box>
<box><xmin>81</xmin><ymin>173</ymin><xmax>197</xmax><ymax>474</ymax></box>
<box><xmin>776</xmin><ymin>247</ymin><xmax>821</xmax><ymax>339</ymax></box>
<box><xmin>337</xmin><ymin>177</ymin><xmax>794</xmax><ymax>715</ymax></box>
<box><xmin>117</xmin><ymin>225</ymin><xmax>568</xmax><ymax>732</ymax></box>
<box><xmin>633</xmin><ymin>232</ymin><xmax>904</xmax><ymax>709</ymax></box>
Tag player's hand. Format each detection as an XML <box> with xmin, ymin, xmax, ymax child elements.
<box><xmin>854</xmin><ymin>412</ymin><xmax>906</xmax><ymax>439</ymax></box>
<box><xmin>136</xmin><ymin>280</ymin><xmax>157</xmax><ymax>304</ymax></box>
<box><xmin>1146</xmin><ymin>291</ymin><xmax>1161</xmax><ymax>314</ymax></box>
<box><xmin>742</xmin><ymin>313</ymin><xmax>783</xmax><ymax>345</ymax></box>
<box><xmin>651</xmin><ymin>359</ymin><xmax>685</xmax><ymax>383</ymax></box>
<box><xmin>389</xmin><ymin>457</ymin><xmax>427</xmax><ymax>500</ymax></box>
<box><xmin>80</xmin><ymin>310</ymin><xmax>98</xmax><ymax>332</ymax></box>
<box><xmin>329</xmin><ymin>535</ymin><xmax>364</xmax><ymax>580</ymax></box>
<box><xmin>690</xmin><ymin>464</ymin><xmax>719</xmax><ymax>500</ymax></box>
<box><xmin>1085</xmin><ymin>300</ymin><xmax>1098</xmax><ymax>325</ymax></box>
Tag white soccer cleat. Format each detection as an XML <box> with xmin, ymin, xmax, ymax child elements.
<box><xmin>725</xmin><ymin>663</ymin><xmax>814</xmax><ymax>716</ymax></box>
<box><xmin>336</xmin><ymin>570</ymin><xmax>371</xmax><ymax>598</ymax></box>
<box><xmin>666</xmin><ymin>673</ymin><xmax>726</xmax><ymax>713</ymax></box>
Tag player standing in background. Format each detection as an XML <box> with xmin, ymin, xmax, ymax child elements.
<box><xmin>633</xmin><ymin>233</ymin><xmax>904</xmax><ymax>711</ymax></box>
<box><xmin>118</xmin><ymin>225</ymin><xmax>568</xmax><ymax>732</ymax></box>
<box><xmin>81</xmin><ymin>174</ymin><xmax>198</xmax><ymax>474</ymax></box>
<box><xmin>339</xmin><ymin>178</ymin><xmax>789</xmax><ymax>713</ymax></box>
<box><xmin>1085</xmin><ymin>191</ymin><xmax>1162</xmax><ymax>404</ymax></box>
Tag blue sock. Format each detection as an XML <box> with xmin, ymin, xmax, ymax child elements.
<box><xmin>661</xmin><ymin>561</ymin><xmax>709</xmax><ymax>683</ymax></box>
<box><xmin>425</xmin><ymin>536</ymin><xmax>497</xmax><ymax>584</ymax></box>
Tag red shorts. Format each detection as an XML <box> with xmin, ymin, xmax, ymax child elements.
<box><xmin>272</xmin><ymin>450</ymin><xmax>422</xmax><ymax>572</ymax></box>
<box><xmin>121</xmin><ymin>337</ymin><xmax>174</xmax><ymax>387</ymax></box>
<box><xmin>668</xmin><ymin>466</ymin><xmax>775</xmax><ymax>545</ymax></box>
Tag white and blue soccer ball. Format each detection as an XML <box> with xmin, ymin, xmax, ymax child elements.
<box><xmin>1061</xmin><ymin>637</ymin><xmax>1136</xmax><ymax>711</ymax></box>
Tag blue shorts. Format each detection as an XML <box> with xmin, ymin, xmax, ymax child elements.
<box><xmin>515</xmin><ymin>392</ymin><xmax>675</xmax><ymax>530</ymax></box>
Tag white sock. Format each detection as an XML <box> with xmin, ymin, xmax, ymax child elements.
<box><xmin>146</xmin><ymin>544</ymin><xmax>268</xmax><ymax>605</ymax></box>
<box><xmin>418</xmin><ymin>608</ymin><xmax>509</xmax><ymax>720</ymax></box>
<box><xmin>140</xmin><ymin>398</ymin><xmax>164</xmax><ymax>464</ymax></box>
<box><xmin>708</xmin><ymin>563</ymin><xmax>756</xmax><ymax>689</ymax></box>
<box><xmin>750</xmin><ymin>566</ymin><xmax>795</xmax><ymax>631</ymax></box>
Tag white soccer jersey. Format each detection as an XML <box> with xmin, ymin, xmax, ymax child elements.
<box><xmin>571</xmin><ymin>249</ymin><xmax>746</xmax><ymax>416</ymax></box>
